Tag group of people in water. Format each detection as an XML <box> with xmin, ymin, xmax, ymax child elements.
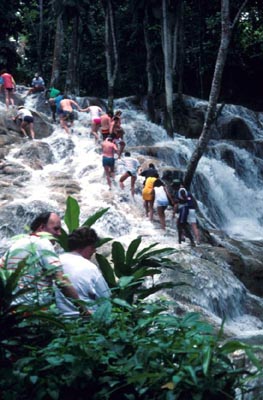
<box><xmin>0</xmin><ymin>69</ymin><xmax>201</xmax><ymax>246</ymax></box>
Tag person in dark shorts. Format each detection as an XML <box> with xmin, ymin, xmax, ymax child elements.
<box><xmin>13</xmin><ymin>106</ymin><xmax>36</xmax><ymax>139</ymax></box>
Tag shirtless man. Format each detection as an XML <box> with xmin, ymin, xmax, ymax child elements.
<box><xmin>60</xmin><ymin>97</ymin><xmax>82</xmax><ymax>134</ymax></box>
<box><xmin>101</xmin><ymin>136</ymin><xmax>119</xmax><ymax>190</ymax></box>
<box><xmin>82</xmin><ymin>104</ymin><xmax>103</xmax><ymax>142</ymax></box>
<box><xmin>100</xmin><ymin>111</ymin><xmax>113</xmax><ymax>141</ymax></box>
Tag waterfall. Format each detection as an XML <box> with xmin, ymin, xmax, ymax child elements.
<box><xmin>1</xmin><ymin>91</ymin><xmax>263</xmax><ymax>339</ymax></box>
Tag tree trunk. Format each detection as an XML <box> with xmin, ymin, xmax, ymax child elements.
<box><xmin>175</xmin><ymin>0</ymin><xmax>184</xmax><ymax>99</ymax></box>
<box><xmin>65</xmin><ymin>14</ymin><xmax>80</xmax><ymax>95</ymax></box>
<box><xmin>50</xmin><ymin>13</ymin><xmax>64</xmax><ymax>88</ymax></box>
<box><xmin>104</xmin><ymin>0</ymin><xmax>118</xmax><ymax>112</ymax></box>
<box><xmin>162</xmin><ymin>0</ymin><xmax>174</xmax><ymax>136</ymax></box>
<box><xmin>37</xmin><ymin>0</ymin><xmax>43</xmax><ymax>73</ymax></box>
<box><xmin>184</xmin><ymin>0</ymin><xmax>248</xmax><ymax>189</ymax></box>
<box><xmin>143</xmin><ymin>7</ymin><xmax>155</xmax><ymax>122</ymax></box>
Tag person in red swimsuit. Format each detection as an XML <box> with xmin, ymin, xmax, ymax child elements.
<box><xmin>0</xmin><ymin>69</ymin><xmax>16</xmax><ymax>109</ymax></box>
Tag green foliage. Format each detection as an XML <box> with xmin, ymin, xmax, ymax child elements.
<box><xmin>1</xmin><ymin>298</ymin><xmax>262</xmax><ymax>400</ymax></box>
<box><xmin>0</xmin><ymin>194</ymin><xmax>262</xmax><ymax>399</ymax></box>
<box><xmin>97</xmin><ymin>236</ymin><xmax>179</xmax><ymax>304</ymax></box>
<box><xmin>58</xmin><ymin>195</ymin><xmax>110</xmax><ymax>251</ymax></box>
<box><xmin>0</xmin><ymin>263</ymin><xmax>65</xmax><ymax>380</ymax></box>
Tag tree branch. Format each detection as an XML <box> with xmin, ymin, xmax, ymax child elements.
<box><xmin>231</xmin><ymin>0</ymin><xmax>249</xmax><ymax>29</ymax></box>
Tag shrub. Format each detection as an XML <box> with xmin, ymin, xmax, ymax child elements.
<box><xmin>1</xmin><ymin>299</ymin><xmax>262</xmax><ymax>400</ymax></box>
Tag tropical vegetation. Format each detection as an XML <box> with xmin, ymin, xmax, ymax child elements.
<box><xmin>0</xmin><ymin>197</ymin><xmax>262</xmax><ymax>399</ymax></box>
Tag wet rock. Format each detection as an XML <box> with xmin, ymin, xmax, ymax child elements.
<box><xmin>14</xmin><ymin>141</ymin><xmax>55</xmax><ymax>167</ymax></box>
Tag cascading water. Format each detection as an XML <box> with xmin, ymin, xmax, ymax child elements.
<box><xmin>0</xmin><ymin>92</ymin><xmax>263</xmax><ymax>340</ymax></box>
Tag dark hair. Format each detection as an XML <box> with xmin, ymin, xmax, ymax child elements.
<box><xmin>68</xmin><ymin>227</ymin><xmax>99</xmax><ymax>251</ymax></box>
<box><xmin>153</xmin><ymin>178</ymin><xmax>164</xmax><ymax>188</ymax></box>
<box><xmin>0</xmin><ymin>69</ymin><xmax>7</xmax><ymax>75</ymax></box>
<box><xmin>30</xmin><ymin>212</ymin><xmax>52</xmax><ymax>231</ymax></box>
<box><xmin>124</xmin><ymin>152</ymin><xmax>131</xmax><ymax>157</ymax></box>
<box><xmin>149</xmin><ymin>163</ymin><xmax>155</xmax><ymax>169</ymax></box>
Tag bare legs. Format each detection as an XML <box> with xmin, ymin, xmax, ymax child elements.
<box><xmin>90</xmin><ymin>122</ymin><xmax>100</xmax><ymax>142</ymax></box>
<box><xmin>157</xmin><ymin>206</ymin><xmax>166</xmax><ymax>230</ymax></box>
<box><xmin>119</xmin><ymin>173</ymin><xmax>136</xmax><ymax>197</ymax></box>
<box><xmin>145</xmin><ymin>199</ymin><xmax>154</xmax><ymax>221</ymax></box>
<box><xmin>5</xmin><ymin>89</ymin><xmax>14</xmax><ymax>109</ymax></box>
<box><xmin>20</xmin><ymin>121</ymin><xmax>35</xmax><ymax>139</ymax></box>
<box><xmin>104</xmin><ymin>165</ymin><xmax>115</xmax><ymax>189</ymax></box>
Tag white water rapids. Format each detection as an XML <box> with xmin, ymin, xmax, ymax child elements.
<box><xmin>1</xmin><ymin>93</ymin><xmax>263</xmax><ymax>341</ymax></box>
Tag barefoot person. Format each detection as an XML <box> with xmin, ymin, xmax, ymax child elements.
<box><xmin>0</xmin><ymin>69</ymin><xmax>16</xmax><ymax>109</ymax></box>
<box><xmin>119</xmin><ymin>152</ymin><xmax>140</xmax><ymax>198</ymax></box>
<box><xmin>13</xmin><ymin>106</ymin><xmax>36</xmax><ymax>140</ymax></box>
<box><xmin>100</xmin><ymin>111</ymin><xmax>113</xmax><ymax>140</ymax></box>
<box><xmin>102</xmin><ymin>136</ymin><xmax>119</xmax><ymax>190</ymax></box>
<box><xmin>82</xmin><ymin>104</ymin><xmax>103</xmax><ymax>142</ymax></box>
<box><xmin>60</xmin><ymin>97</ymin><xmax>82</xmax><ymax>134</ymax></box>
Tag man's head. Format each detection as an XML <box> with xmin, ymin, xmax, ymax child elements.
<box><xmin>30</xmin><ymin>212</ymin><xmax>62</xmax><ymax>238</ymax></box>
<box><xmin>68</xmin><ymin>227</ymin><xmax>99</xmax><ymax>260</ymax></box>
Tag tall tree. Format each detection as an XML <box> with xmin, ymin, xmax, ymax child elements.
<box><xmin>65</xmin><ymin>13</ymin><xmax>80</xmax><ymax>94</ymax></box>
<box><xmin>37</xmin><ymin>0</ymin><xmax>43</xmax><ymax>73</ymax></box>
<box><xmin>101</xmin><ymin>0</ymin><xmax>118</xmax><ymax>111</ymax></box>
<box><xmin>50</xmin><ymin>13</ymin><xmax>64</xmax><ymax>88</ymax></box>
<box><xmin>184</xmin><ymin>0</ymin><xmax>249</xmax><ymax>189</ymax></box>
<box><xmin>161</xmin><ymin>0</ymin><xmax>183</xmax><ymax>136</ymax></box>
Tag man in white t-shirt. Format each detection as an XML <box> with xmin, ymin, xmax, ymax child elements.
<box><xmin>55</xmin><ymin>226</ymin><xmax>110</xmax><ymax>316</ymax></box>
<box><xmin>119</xmin><ymin>151</ymin><xmax>140</xmax><ymax>197</ymax></box>
<box><xmin>0</xmin><ymin>212</ymin><xmax>85</xmax><ymax>309</ymax></box>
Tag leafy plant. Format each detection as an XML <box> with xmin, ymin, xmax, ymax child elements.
<box><xmin>0</xmin><ymin>261</ymin><xmax>65</xmax><ymax>378</ymax></box>
<box><xmin>58</xmin><ymin>196</ymin><xmax>111</xmax><ymax>251</ymax></box>
<box><xmin>3</xmin><ymin>299</ymin><xmax>262</xmax><ymax>400</ymax></box>
<box><xmin>96</xmin><ymin>236</ymin><xmax>180</xmax><ymax>304</ymax></box>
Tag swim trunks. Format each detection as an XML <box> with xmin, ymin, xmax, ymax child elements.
<box><xmin>63</xmin><ymin>111</ymin><xmax>74</xmax><ymax>121</ymax></box>
<box><xmin>102</xmin><ymin>156</ymin><xmax>115</xmax><ymax>168</ymax></box>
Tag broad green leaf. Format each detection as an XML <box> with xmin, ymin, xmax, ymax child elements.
<box><xmin>125</xmin><ymin>237</ymin><xmax>142</xmax><ymax>266</ymax></box>
<box><xmin>118</xmin><ymin>276</ymin><xmax>134</xmax><ymax>288</ymax></box>
<box><xmin>202</xmin><ymin>346</ymin><xmax>212</xmax><ymax>375</ymax></box>
<box><xmin>112</xmin><ymin>241</ymin><xmax>128</xmax><ymax>277</ymax></box>
<box><xmin>136</xmin><ymin>242</ymin><xmax>160</xmax><ymax>258</ymax></box>
<box><xmin>81</xmin><ymin>208</ymin><xmax>109</xmax><ymax>227</ymax></box>
<box><xmin>112</xmin><ymin>297</ymin><xmax>133</xmax><ymax>310</ymax></box>
<box><xmin>64</xmin><ymin>196</ymin><xmax>80</xmax><ymax>232</ymax></box>
<box><xmin>57</xmin><ymin>227</ymin><xmax>69</xmax><ymax>251</ymax></box>
<box><xmin>96</xmin><ymin>253</ymin><xmax>116</xmax><ymax>287</ymax></box>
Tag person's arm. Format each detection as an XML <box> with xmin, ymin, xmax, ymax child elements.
<box><xmin>12</xmin><ymin>77</ymin><xmax>16</xmax><ymax>91</ymax></box>
<box><xmin>164</xmin><ymin>186</ymin><xmax>175</xmax><ymax>206</ymax></box>
<box><xmin>55</xmin><ymin>270</ymin><xmax>92</xmax><ymax>315</ymax></box>
<box><xmin>80</xmin><ymin>106</ymin><xmax>90</xmax><ymax>112</ymax></box>
<box><xmin>70</xmin><ymin>100</ymin><xmax>81</xmax><ymax>111</ymax></box>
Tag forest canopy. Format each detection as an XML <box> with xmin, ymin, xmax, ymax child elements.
<box><xmin>1</xmin><ymin>0</ymin><xmax>263</xmax><ymax>110</ymax></box>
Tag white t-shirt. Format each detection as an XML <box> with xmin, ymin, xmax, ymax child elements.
<box><xmin>0</xmin><ymin>234</ymin><xmax>61</xmax><ymax>305</ymax></box>
<box><xmin>17</xmin><ymin>108</ymin><xmax>33</xmax><ymax>119</ymax></box>
<box><xmin>88</xmin><ymin>105</ymin><xmax>102</xmax><ymax>120</ymax></box>
<box><xmin>154</xmin><ymin>186</ymin><xmax>169</xmax><ymax>206</ymax></box>
<box><xmin>123</xmin><ymin>156</ymin><xmax>140</xmax><ymax>176</ymax></box>
<box><xmin>55</xmin><ymin>252</ymin><xmax>111</xmax><ymax>315</ymax></box>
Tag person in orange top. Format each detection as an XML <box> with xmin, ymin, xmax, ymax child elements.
<box><xmin>0</xmin><ymin>69</ymin><xmax>16</xmax><ymax>109</ymax></box>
